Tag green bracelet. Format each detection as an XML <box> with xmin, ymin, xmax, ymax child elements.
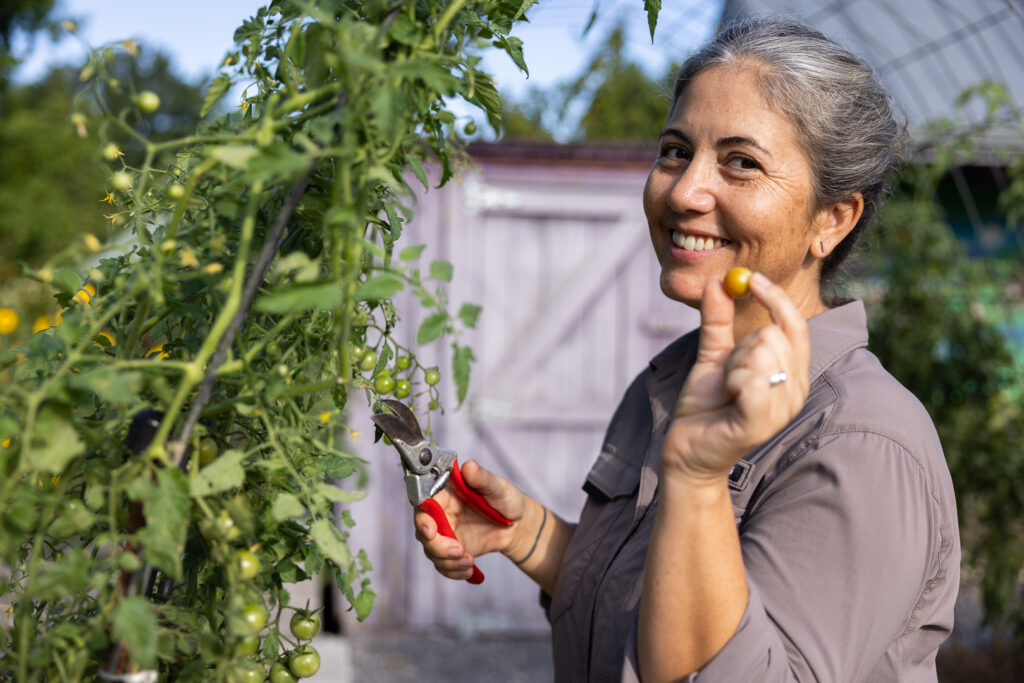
<box><xmin>513</xmin><ymin>506</ymin><xmax>547</xmax><ymax>565</ymax></box>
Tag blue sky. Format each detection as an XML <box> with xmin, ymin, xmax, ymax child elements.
<box><xmin>16</xmin><ymin>1</ymin><xmax>721</xmax><ymax>129</ymax></box>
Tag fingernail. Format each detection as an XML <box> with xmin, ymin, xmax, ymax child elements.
<box><xmin>751</xmin><ymin>272</ymin><xmax>770</xmax><ymax>287</ymax></box>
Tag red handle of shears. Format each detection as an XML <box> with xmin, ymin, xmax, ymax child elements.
<box><xmin>417</xmin><ymin>459</ymin><xmax>514</xmax><ymax>585</ymax></box>
<box><xmin>450</xmin><ymin>458</ymin><xmax>514</xmax><ymax>528</ymax></box>
<box><xmin>418</xmin><ymin>497</ymin><xmax>485</xmax><ymax>584</ymax></box>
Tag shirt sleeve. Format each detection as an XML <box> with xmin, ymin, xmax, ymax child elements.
<box><xmin>623</xmin><ymin>430</ymin><xmax>943</xmax><ymax>682</ymax></box>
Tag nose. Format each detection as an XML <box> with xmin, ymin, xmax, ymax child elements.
<box><xmin>666</xmin><ymin>157</ymin><xmax>716</xmax><ymax>215</ymax></box>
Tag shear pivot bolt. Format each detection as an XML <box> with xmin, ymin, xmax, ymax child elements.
<box><xmin>419</xmin><ymin>448</ymin><xmax>432</xmax><ymax>466</ymax></box>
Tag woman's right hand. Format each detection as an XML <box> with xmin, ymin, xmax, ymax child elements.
<box><xmin>413</xmin><ymin>460</ymin><xmax>526</xmax><ymax>581</ymax></box>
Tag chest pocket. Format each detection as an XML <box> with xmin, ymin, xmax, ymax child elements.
<box><xmin>548</xmin><ymin>446</ymin><xmax>643</xmax><ymax>625</ymax></box>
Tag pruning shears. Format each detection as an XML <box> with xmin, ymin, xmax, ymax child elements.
<box><xmin>371</xmin><ymin>399</ymin><xmax>513</xmax><ymax>584</ymax></box>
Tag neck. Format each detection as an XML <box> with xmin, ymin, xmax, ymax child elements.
<box><xmin>732</xmin><ymin>289</ymin><xmax>826</xmax><ymax>341</ymax></box>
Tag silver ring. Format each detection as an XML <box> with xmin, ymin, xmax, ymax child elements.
<box><xmin>768</xmin><ymin>371</ymin><xmax>788</xmax><ymax>387</ymax></box>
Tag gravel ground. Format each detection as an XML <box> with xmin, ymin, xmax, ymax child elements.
<box><xmin>309</xmin><ymin>632</ymin><xmax>554</xmax><ymax>682</ymax></box>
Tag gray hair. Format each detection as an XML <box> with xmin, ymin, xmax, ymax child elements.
<box><xmin>673</xmin><ymin>16</ymin><xmax>905</xmax><ymax>283</ymax></box>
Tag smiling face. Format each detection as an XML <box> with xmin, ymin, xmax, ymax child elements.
<box><xmin>644</xmin><ymin>64</ymin><xmax>838</xmax><ymax>320</ymax></box>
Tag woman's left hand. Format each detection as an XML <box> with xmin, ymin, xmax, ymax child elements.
<box><xmin>662</xmin><ymin>272</ymin><xmax>811</xmax><ymax>484</ymax></box>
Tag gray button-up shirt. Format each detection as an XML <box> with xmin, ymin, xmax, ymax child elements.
<box><xmin>546</xmin><ymin>300</ymin><xmax>960</xmax><ymax>682</ymax></box>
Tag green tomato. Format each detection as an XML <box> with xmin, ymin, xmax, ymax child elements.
<box><xmin>394</xmin><ymin>379</ymin><xmax>411</xmax><ymax>399</ymax></box>
<box><xmin>266</xmin><ymin>341</ymin><xmax>282</xmax><ymax>360</ymax></box>
<box><xmin>374</xmin><ymin>375</ymin><xmax>395</xmax><ymax>395</ymax></box>
<box><xmin>135</xmin><ymin>90</ymin><xmax>161</xmax><ymax>114</ymax></box>
<box><xmin>424</xmin><ymin>368</ymin><xmax>440</xmax><ymax>386</ymax></box>
<box><xmin>289</xmin><ymin>611</ymin><xmax>321</xmax><ymax>641</ymax></box>
<box><xmin>111</xmin><ymin>171</ymin><xmax>133</xmax><ymax>192</ymax></box>
<box><xmin>359</xmin><ymin>351</ymin><xmax>377</xmax><ymax>372</ymax></box>
<box><xmin>227</xmin><ymin>659</ymin><xmax>264</xmax><ymax>683</ymax></box>
<box><xmin>240</xmin><ymin>603</ymin><xmax>267</xmax><ymax>633</ymax></box>
<box><xmin>167</xmin><ymin>183</ymin><xmax>185</xmax><ymax>200</ymax></box>
<box><xmin>396</xmin><ymin>355</ymin><xmax>411</xmax><ymax>370</ymax></box>
<box><xmin>236</xmin><ymin>634</ymin><xmax>260</xmax><ymax>656</ymax></box>
<box><xmin>198</xmin><ymin>437</ymin><xmax>218</xmax><ymax>466</ymax></box>
<box><xmin>288</xmin><ymin>646</ymin><xmax>321</xmax><ymax>678</ymax></box>
<box><xmin>463</xmin><ymin>121</ymin><xmax>478</xmax><ymax>135</ymax></box>
<box><xmin>270</xmin><ymin>662</ymin><xmax>298</xmax><ymax>683</ymax></box>
<box><xmin>102</xmin><ymin>143</ymin><xmax>122</xmax><ymax>161</ymax></box>
<box><xmin>428</xmin><ymin>399</ymin><xmax>440</xmax><ymax>411</ymax></box>
<box><xmin>235</xmin><ymin>549</ymin><xmax>260</xmax><ymax>581</ymax></box>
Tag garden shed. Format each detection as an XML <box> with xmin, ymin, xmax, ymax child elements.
<box><xmin>340</xmin><ymin>141</ymin><xmax>699</xmax><ymax>635</ymax></box>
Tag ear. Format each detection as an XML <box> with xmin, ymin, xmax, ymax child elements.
<box><xmin>810</xmin><ymin>193</ymin><xmax>864</xmax><ymax>260</ymax></box>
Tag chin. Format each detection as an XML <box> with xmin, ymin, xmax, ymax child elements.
<box><xmin>659</xmin><ymin>271</ymin><xmax>703</xmax><ymax>309</ymax></box>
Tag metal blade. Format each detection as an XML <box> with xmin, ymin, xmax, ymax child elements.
<box><xmin>370</xmin><ymin>412</ymin><xmax>421</xmax><ymax>446</ymax></box>
<box><xmin>378</xmin><ymin>399</ymin><xmax>424</xmax><ymax>441</ymax></box>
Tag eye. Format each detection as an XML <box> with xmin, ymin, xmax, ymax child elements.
<box><xmin>659</xmin><ymin>144</ymin><xmax>690</xmax><ymax>162</ymax></box>
<box><xmin>726</xmin><ymin>154</ymin><xmax>760</xmax><ymax>171</ymax></box>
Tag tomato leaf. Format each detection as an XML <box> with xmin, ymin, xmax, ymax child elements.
<box><xmin>68</xmin><ymin>368</ymin><xmax>141</xmax><ymax>403</ymax></box>
<box><xmin>429</xmin><ymin>260</ymin><xmax>453</xmax><ymax>282</ymax></box>
<box><xmin>309</xmin><ymin>517</ymin><xmax>351</xmax><ymax>568</ymax></box>
<box><xmin>452</xmin><ymin>344</ymin><xmax>475</xmax><ymax>406</ymax></box>
<box><xmin>207</xmin><ymin>145</ymin><xmax>258</xmax><ymax>170</ymax></box>
<box><xmin>400</xmin><ymin>245</ymin><xmax>426</xmax><ymax>262</ymax></box>
<box><xmin>644</xmin><ymin>0</ymin><xmax>661</xmax><ymax>40</ymax></box>
<box><xmin>353</xmin><ymin>583</ymin><xmax>376</xmax><ymax>621</ymax></box>
<box><xmin>457</xmin><ymin>303</ymin><xmax>482</xmax><ymax>328</ymax></box>
<box><xmin>407</xmin><ymin>155</ymin><xmax>429</xmax><ymax>189</ymax></box>
<box><xmin>272</xmin><ymin>492</ymin><xmax>306</xmax><ymax>521</ymax></box>
<box><xmin>354</xmin><ymin>274</ymin><xmax>404</xmax><ymax>301</ymax></box>
<box><xmin>28</xmin><ymin>403</ymin><xmax>84</xmax><ymax>473</ymax></box>
<box><xmin>315</xmin><ymin>484</ymin><xmax>366</xmax><ymax>503</ymax></box>
<box><xmin>191</xmin><ymin>449</ymin><xmax>246</xmax><ymax>497</ymax></box>
<box><xmin>26</xmin><ymin>547</ymin><xmax>89</xmax><ymax>600</ymax></box>
<box><xmin>201</xmin><ymin>75</ymin><xmax>233</xmax><ymax>117</ymax></box>
<box><xmin>416</xmin><ymin>311</ymin><xmax>448</xmax><ymax>345</ymax></box>
<box><xmin>112</xmin><ymin>596</ymin><xmax>158</xmax><ymax>669</ymax></box>
<box><xmin>256</xmin><ymin>280</ymin><xmax>344</xmax><ymax>313</ymax></box>
<box><xmin>131</xmin><ymin>469</ymin><xmax>190</xmax><ymax>579</ymax></box>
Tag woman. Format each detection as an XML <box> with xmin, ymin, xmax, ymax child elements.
<box><xmin>415</xmin><ymin>17</ymin><xmax>959</xmax><ymax>682</ymax></box>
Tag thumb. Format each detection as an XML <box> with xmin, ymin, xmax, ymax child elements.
<box><xmin>696</xmin><ymin>279</ymin><xmax>736</xmax><ymax>361</ymax></box>
<box><xmin>460</xmin><ymin>460</ymin><xmax>504</xmax><ymax>499</ymax></box>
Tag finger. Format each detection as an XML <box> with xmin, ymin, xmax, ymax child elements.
<box><xmin>460</xmin><ymin>460</ymin><xmax>523</xmax><ymax>521</ymax></box>
<box><xmin>696</xmin><ymin>279</ymin><xmax>736</xmax><ymax>361</ymax></box>
<box><xmin>413</xmin><ymin>508</ymin><xmax>463</xmax><ymax>557</ymax></box>
<box><xmin>747</xmin><ymin>273</ymin><xmax>810</xmax><ymax>368</ymax></box>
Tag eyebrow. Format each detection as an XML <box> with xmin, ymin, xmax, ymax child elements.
<box><xmin>659</xmin><ymin>128</ymin><xmax>773</xmax><ymax>159</ymax></box>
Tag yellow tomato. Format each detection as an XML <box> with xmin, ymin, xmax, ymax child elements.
<box><xmin>723</xmin><ymin>267</ymin><xmax>753</xmax><ymax>298</ymax></box>
<box><xmin>146</xmin><ymin>344</ymin><xmax>170</xmax><ymax>359</ymax></box>
<box><xmin>0</xmin><ymin>308</ymin><xmax>19</xmax><ymax>334</ymax></box>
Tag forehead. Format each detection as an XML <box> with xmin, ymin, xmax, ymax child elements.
<box><xmin>667</xmin><ymin>64</ymin><xmax>801</xmax><ymax>150</ymax></box>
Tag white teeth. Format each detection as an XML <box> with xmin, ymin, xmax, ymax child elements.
<box><xmin>672</xmin><ymin>231</ymin><xmax>725</xmax><ymax>251</ymax></box>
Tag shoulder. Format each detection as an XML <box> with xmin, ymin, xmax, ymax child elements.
<box><xmin>816</xmin><ymin>346</ymin><xmax>944</xmax><ymax>474</ymax></box>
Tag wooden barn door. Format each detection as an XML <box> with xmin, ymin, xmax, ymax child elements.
<box><xmin>343</xmin><ymin>155</ymin><xmax>700</xmax><ymax>635</ymax></box>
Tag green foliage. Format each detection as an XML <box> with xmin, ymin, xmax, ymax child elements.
<box><xmin>862</xmin><ymin>90</ymin><xmax>1024</xmax><ymax>648</ymax></box>
<box><xmin>500</xmin><ymin>22</ymin><xmax>671</xmax><ymax>142</ymax></box>
<box><xmin>0</xmin><ymin>0</ymin><xmax>557</xmax><ymax>678</ymax></box>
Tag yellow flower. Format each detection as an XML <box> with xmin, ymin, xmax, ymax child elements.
<box><xmin>1</xmin><ymin>438</ymin><xmax>11</xmax><ymax>449</ymax></box>
<box><xmin>179</xmin><ymin>248</ymin><xmax>199</xmax><ymax>269</ymax></box>
<box><xmin>72</xmin><ymin>283</ymin><xmax>97</xmax><ymax>306</ymax></box>
<box><xmin>32</xmin><ymin>315</ymin><xmax>53</xmax><ymax>334</ymax></box>
<box><xmin>0</xmin><ymin>308</ymin><xmax>19</xmax><ymax>334</ymax></box>
<box><xmin>239</xmin><ymin>98</ymin><xmax>251</xmax><ymax>114</ymax></box>
<box><xmin>145</xmin><ymin>344</ymin><xmax>170</xmax><ymax>359</ymax></box>
<box><xmin>120</xmin><ymin>40</ymin><xmax>140</xmax><ymax>57</ymax></box>
<box><xmin>61</xmin><ymin>19</ymin><xmax>78</xmax><ymax>33</ymax></box>
<box><xmin>320</xmin><ymin>412</ymin><xmax>331</xmax><ymax>424</ymax></box>
<box><xmin>101</xmin><ymin>192</ymin><xmax>115</xmax><ymax>205</ymax></box>
<box><xmin>202</xmin><ymin>262</ymin><xmax>224</xmax><ymax>275</ymax></box>
<box><xmin>349</xmin><ymin>429</ymin><xmax>361</xmax><ymax>442</ymax></box>
<box><xmin>84</xmin><ymin>233</ymin><xmax>102</xmax><ymax>252</ymax></box>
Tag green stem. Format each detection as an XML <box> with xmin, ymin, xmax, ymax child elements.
<box><xmin>146</xmin><ymin>180</ymin><xmax>265</xmax><ymax>463</ymax></box>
